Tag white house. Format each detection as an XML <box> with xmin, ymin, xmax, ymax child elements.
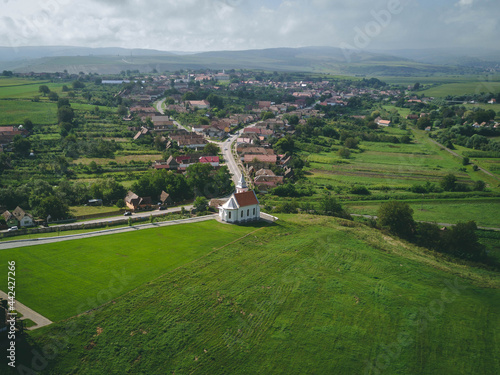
<box><xmin>219</xmin><ymin>175</ymin><xmax>260</xmax><ymax>223</ymax></box>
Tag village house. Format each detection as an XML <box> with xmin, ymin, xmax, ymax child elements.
<box><xmin>375</xmin><ymin>117</ymin><xmax>391</xmax><ymax>127</ymax></box>
<box><xmin>253</xmin><ymin>169</ymin><xmax>284</xmax><ymax>192</ymax></box>
<box><xmin>170</xmin><ymin>133</ymin><xmax>208</xmax><ymax>150</ymax></box>
<box><xmin>124</xmin><ymin>191</ymin><xmax>152</xmax><ymax>211</ymax></box>
<box><xmin>159</xmin><ymin>191</ymin><xmax>173</xmax><ymax>207</ymax></box>
<box><xmin>0</xmin><ymin>126</ymin><xmax>28</xmax><ymax>145</ymax></box>
<box><xmin>187</xmin><ymin>100</ymin><xmax>210</xmax><ymax>110</ymax></box>
<box><xmin>219</xmin><ymin>175</ymin><xmax>260</xmax><ymax>224</ymax></box>
<box><xmin>2</xmin><ymin>206</ymin><xmax>34</xmax><ymax>227</ymax></box>
<box><xmin>244</xmin><ymin>154</ymin><xmax>278</xmax><ymax>166</ymax></box>
<box><xmin>199</xmin><ymin>156</ymin><xmax>220</xmax><ymax>167</ymax></box>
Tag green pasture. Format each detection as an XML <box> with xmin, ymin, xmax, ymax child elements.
<box><xmin>21</xmin><ymin>215</ymin><xmax>499</xmax><ymax>374</ymax></box>
<box><xmin>346</xmin><ymin>198</ymin><xmax>500</xmax><ymax>228</ymax></box>
<box><xmin>0</xmin><ymin>77</ymin><xmax>50</xmax><ymax>87</ymax></box>
<box><xmin>421</xmin><ymin>81</ymin><xmax>500</xmax><ymax>98</ymax></box>
<box><xmin>0</xmin><ymin>81</ymin><xmax>65</xmax><ymax>99</ymax></box>
<box><xmin>0</xmin><ymin>220</ymin><xmax>257</xmax><ymax>321</ymax></box>
<box><xmin>0</xmin><ymin>100</ymin><xmax>57</xmax><ymax>125</ymax></box>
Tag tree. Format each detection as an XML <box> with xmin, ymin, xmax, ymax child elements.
<box><xmin>203</xmin><ymin>142</ymin><xmax>220</xmax><ymax>156</ymax></box>
<box><xmin>441</xmin><ymin>221</ymin><xmax>485</xmax><ymax>260</ymax></box>
<box><xmin>186</xmin><ymin>163</ymin><xmax>213</xmax><ymax>196</ymax></box>
<box><xmin>154</xmin><ymin>135</ymin><xmax>166</xmax><ymax>151</ymax></box>
<box><xmin>182</xmin><ymin>92</ymin><xmax>196</xmax><ymax>101</ymax></box>
<box><xmin>206</xmin><ymin>93</ymin><xmax>224</xmax><ymax>109</ymax></box>
<box><xmin>57</xmin><ymin>98</ymin><xmax>70</xmax><ymax>108</ymax></box>
<box><xmin>261</xmin><ymin>111</ymin><xmax>275</xmax><ymax>120</ymax></box>
<box><xmin>117</xmin><ymin>105</ymin><xmax>128</xmax><ymax>117</ymax></box>
<box><xmin>440</xmin><ymin>174</ymin><xmax>457</xmax><ymax>191</ymax></box>
<box><xmin>58</xmin><ymin>106</ymin><xmax>74</xmax><ymax>124</ymax></box>
<box><xmin>416</xmin><ymin>116</ymin><xmax>431</xmax><ymax>130</ymax></box>
<box><xmin>274</xmin><ymin>136</ymin><xmax>295</xmax><ymax>154</ymax></box>
<box><xmin>286</xmin><ymin>114</ymin><xmax>299</xmax><ymax>126</ymax></box>
<box><xmin>344</xmin><ymin>137</ymin><xmax>358</xmax><ymax>149</ymax></box>
<box><xmin>338</xmin><ymin>147</ymin><xmax>350</xmax><ymax>159</ymax></box>
<box><xmin>473</xmin><ymin>180</ymin><xmax>486</xmax><ymax>191</ymax></box>
<box><xmin>48</xmin><ymin>91</ymin><xmax>59</xmax><ymax>101</ymax></box>
<box><xmin>35</xmin><ymin>195</ymin><xmax>70</xmax><ymax>221</ymax></box>
<box><xmin>377</xmin><ymin>201</ymin><xmax>415</xmax><ymax>239</ymax></box>
<box><xmin>38</xmin><ymin>85</ymin><xmax>50</xmax><ymax>96</ymax></box>
<box><xmin>13</xmin><ymin>135</ymin><xmax>31</xmax><ymax>156</ymax></box>
<box><xmin>72</xmin><ymin>80</ymin><xmax>85</xmax><ymax>89</ymax></box>
<box><xmin>23</xmin><ymin>118</ymin><xmax>34</xmax><ymax>132</ymax></box>
<box><xmin>319</xmin><ymin>194</ymin><xmax>344</xmax><ymax>216</ymax></box>
<box><xmin>193</xmin><ymin>196</ymin><xmax>208</xmax><ymax>213</ymax></box>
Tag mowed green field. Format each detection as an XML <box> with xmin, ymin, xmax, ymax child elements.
<box><xmin>18</xmin><ymin>215</ymin><xmax>499</xmax><ymax>374</ymax></box>
<box><xmin>0</xmin><ymin>220</ymin><xmax>257</xmax><ymax>321</ymax></box>
<box><xmin>0</xmin><ymin>100</ymin><xmax>57</xmax><ymax>125</ymax></box>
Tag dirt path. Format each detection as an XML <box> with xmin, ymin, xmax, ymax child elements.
<box><xmin>0</xmin><ymin>290</ymin><xmax>52</xmax><ymax>330</ymax></box>
<box><xmin>427</xmin><ymin>137</ymin><xmax>499</xmax><ymax>180</ymax></box>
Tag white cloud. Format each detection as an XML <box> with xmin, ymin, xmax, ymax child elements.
<box><xmin>0</xmin><ymin>0</ymin><xmax>498</xmax><ymax>52</ymax></box>
<box><xmin>457</xmin><ymin>0</ymin><xmax>475</xmax><ymax>7</ymax></box>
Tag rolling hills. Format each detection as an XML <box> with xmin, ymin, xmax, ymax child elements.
<box><xmin>0</xmin><ymin>45</ymin><xmax>470</xmax><ymax>75</ymax></box>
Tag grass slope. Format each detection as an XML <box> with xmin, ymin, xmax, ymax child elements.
<box><xmin>15</xmin><ymin>215</ymin><xmax>500</xmax><ymax>375</ymax></box>
<box><xmin>0</xmin><ymin>220</ymin><xmax>256</xmax><ymax>321</ymax></box>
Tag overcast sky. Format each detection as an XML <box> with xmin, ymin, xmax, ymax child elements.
<box><xmin>1</xmin><ymin>0</ymin><xmax>499</xmax><ymax>52</ymax></box>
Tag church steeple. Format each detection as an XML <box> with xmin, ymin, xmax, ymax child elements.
<box><xmin>236</xmin><ymin>174</ymin><xmax>248</xmax><ymax>193</ymax></box>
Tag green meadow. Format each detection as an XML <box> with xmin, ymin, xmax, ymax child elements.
<box><xmin>0</xmin><ymin>220</ymin><xmax>257</xmax><ymax>321</ymax></box>
<box><xmin>14</xmin><ymin>215</ymin><xmax>499</xmax><ymax>375</ymax></box>
<box><xmin>0</xmin><ymin>100</ymin><xmax>57</xmax><ymax>125</ymax></box>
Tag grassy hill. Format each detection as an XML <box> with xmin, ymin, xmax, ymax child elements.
<box><xmin>8</xmin><ymin>215</ymin><xmax>499</xmax><ymax>374</ymax></box>
<box><xmin>1</xmin><ymin>46</ymin><xmax>463</xmax><ymax>76</ymax></box>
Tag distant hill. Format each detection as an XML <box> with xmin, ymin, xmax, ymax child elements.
<box><xmin>0</xmin><ymin>46</ymin><xmax>174</xmax><ymax>61</ymax></box>
<box><xmin>0</xmin><ymin>45</ymin><xmax>493</xmax><ymax>76</ymax></box>
<box><xmin>377</xmin><ymin>48</ymin><xmax>500</xmax><ymax>68</ymax></box>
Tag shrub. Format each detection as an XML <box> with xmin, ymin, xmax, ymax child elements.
<box><xmin>350</xmin><ymin>185</ymin><xmax>371</xmax><ymax>195</ymax></box>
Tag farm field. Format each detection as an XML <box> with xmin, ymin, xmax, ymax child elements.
<box><xmin>0</xmin><ymin>220</ymin><xmax>258</xmax><ymax>321</ymax></box>
<box><xmin>0</xmin><ymin>81</ymin><xmax>65</xmax><ymax>99</ymax></box>
<box><xmin>302</xmin><ymin>131</ymin><xmax>479</xmax><ymax>194</ymax></box>
<box><xmin>14</xmin><ymin>215</ymin><xmax>500</xmax><ymax>374</ymax></box>
<box><xmin>345</xmin><ymin>198</ymin><xmax>500</xmax><ymax>228</ymax></box>
<box><xmin>0</xmin><ymin>100</ymin><xmax>57</xmax><ymax>125</ymax></box>
<box><xmin>421</xmin><ymin>81</ymin><xmax>500</xmax><ymax>97</ymax></box>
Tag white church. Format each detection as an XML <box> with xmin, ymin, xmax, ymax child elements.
<box><xmin>219</xmin><ymin>175</ymin><xmax>260</xmax><ymax>223</ymax></box>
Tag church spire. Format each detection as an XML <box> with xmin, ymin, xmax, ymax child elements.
<box><xmin>236</xmin><ymin>174</ymin><xmax>248</xmax><ymax>193</ymax></box>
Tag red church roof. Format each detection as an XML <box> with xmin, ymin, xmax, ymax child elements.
<box><xmin>234</xmin><ymin>191</ymin><xmax>259</xmax><ymax>207</ymax></box>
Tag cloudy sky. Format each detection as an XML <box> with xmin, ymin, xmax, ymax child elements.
<box><xmin>1</xmin><ymin>0</ymin><xmax>499</xmax><ymax>52</ymax></box>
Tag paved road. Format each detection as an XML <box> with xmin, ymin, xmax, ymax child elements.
<box><xmin>155</xmin><ymin>99</ymin><xmax>189</xmax><ymax>132</ymax></box>
<box><xmin>0</xmin><ymin>290</ymin><xmax>52</xmax><ymax>330</ymax></box>
<box><xmin>0</xmin><ymin>214</ymin><xmax>217</xmax><ymax>250</ymax></box>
